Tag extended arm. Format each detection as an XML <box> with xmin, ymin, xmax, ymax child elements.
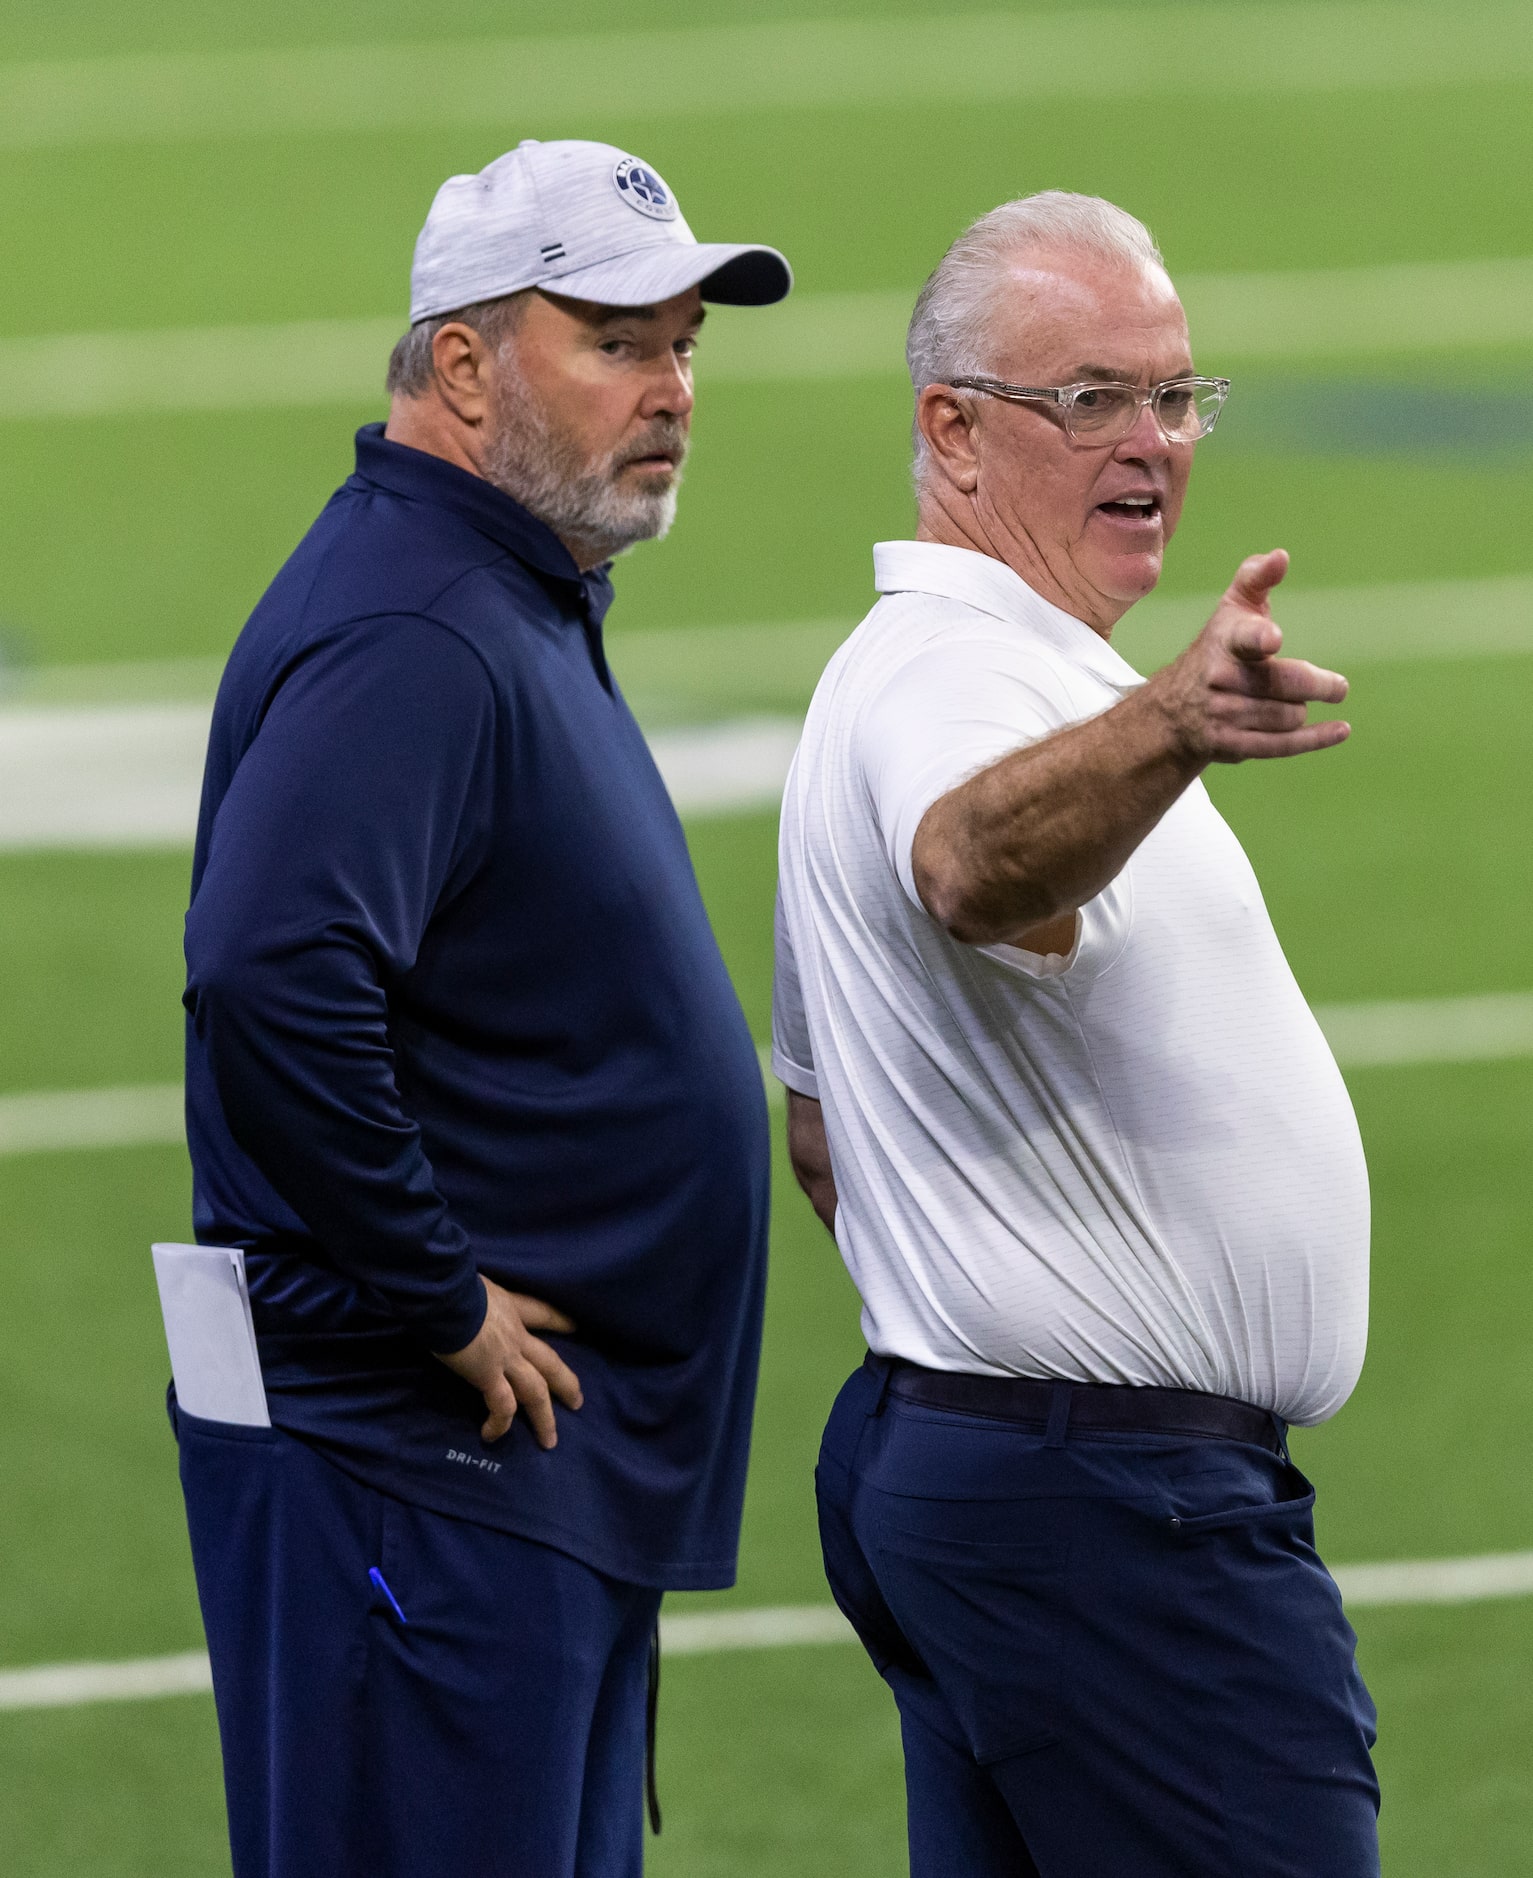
<box><xmin>912</xmin><ymin>551</ymin><xmax>1349</xmax><ymax>946</ymax></box>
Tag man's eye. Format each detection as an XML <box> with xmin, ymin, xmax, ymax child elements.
<box><xmin>676</xmin><ymin>336</ymin><xmax>698</xmax><ymax>358</ymax></box>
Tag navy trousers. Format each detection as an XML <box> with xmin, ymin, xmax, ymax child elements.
<box><xmin>817</xmin><ymin>1359</ymin><xmax>1381</xmax><ymax>1877</ymax></box>
<box><xmin>175</xmin><ymin>1405</ymin><xmax>661</xmax><ymax>1878</ymax></box>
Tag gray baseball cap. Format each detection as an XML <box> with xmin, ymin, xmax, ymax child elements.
<box><xmin>409</xmin><ymin>139</ymin><xmax>792</xmax><ymax>323</ymax></box>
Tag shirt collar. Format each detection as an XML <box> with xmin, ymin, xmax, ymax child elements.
<box><xmin>350</xmin><ymin>424</ymin><xmax>615</xmax><ymax>627</ymax></box>
<box><xmin>872</xmin><ymin>539</ymin><xmax>1145</xmax><ymax>692</ymax></box>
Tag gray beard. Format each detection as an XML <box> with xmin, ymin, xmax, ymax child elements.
<box><xmin>482</xmin><ymin>375</ymin><xmax>686</xmax><ymax>566</ymax></box>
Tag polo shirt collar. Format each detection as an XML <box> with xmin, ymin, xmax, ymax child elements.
<box><xmin>351</xmin><ymin>424</ymin><xmax>614</xmax><ymax>626</ymax></box>
<box><xmin>873</xmin><ymin>539</ymin><xmax>1145</xmax><ymax>692</ymax></box>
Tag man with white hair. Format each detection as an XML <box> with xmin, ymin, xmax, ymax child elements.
<box><xmin>176</xmin><ymin>140</ymin><xmax>790</xmax><ymax>1877</ymax></box>
<box><xmin>774</xmin><ymin>192</ymin><xmax>1379</xmax><ymax>1874</ymax></box>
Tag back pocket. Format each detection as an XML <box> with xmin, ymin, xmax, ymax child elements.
<box><xmin>868</xmin><ymin>1511</ymin><xmax>1067</xmax><ymax>1761</ymax></box>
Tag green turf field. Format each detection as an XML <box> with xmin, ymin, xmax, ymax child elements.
<box><xmin>2</xmin><ymin>2</ymin><xmax>1531</xmax><ymax>1871</ymax></box>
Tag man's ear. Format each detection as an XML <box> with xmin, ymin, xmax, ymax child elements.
<box><xmin>429</xmin><ymin>322</ymin><xmax>496</xmax><ymax>427</ymax></box>
<box><xmin>916</xmin><ymin>385</ymin><xmax>981</xmax><ymax>494</ymax></box>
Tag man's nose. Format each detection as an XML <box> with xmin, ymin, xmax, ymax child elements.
<box><xmin>641</xmin><ymin>353</ymin><xmax>695</xmax><ymax>419</ymax></box>
<box><xmin>1114</xmin><ymin>397</ymin><xmax>1172</xmax><ymax>458</ymax></box>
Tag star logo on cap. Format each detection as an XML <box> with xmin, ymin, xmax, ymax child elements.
<box><xmin>613</xmin><ymin>157</ymin><xmax>678</xmax><ymax>222</ymax></box>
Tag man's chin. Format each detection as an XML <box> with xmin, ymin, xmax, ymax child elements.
<box><xmin>578</xmin><ymin>489</ymin><xmax>679</xmax><ymax>561</ymax></box>
<box><xmin>1093</xmin><ymin>549</ymin><xmax>1165</xmax><ymax>608</ymax></box>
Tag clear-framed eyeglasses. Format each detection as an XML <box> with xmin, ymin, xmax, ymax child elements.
<box><xmin>946</xmin><ymin>374</ymin><xmax>1231</xmax><ymax>446</ymax></box>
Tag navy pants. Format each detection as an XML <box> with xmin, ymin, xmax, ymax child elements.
<box><xmin>817</xmin><ymin>1360</ymin><xmax>1380</xmax><ymax>1877</ymax></box>
<box><xmin>175</xmin><ymin>1406</ymin><xmax>661</xmax><ymax>1878</ymax></box>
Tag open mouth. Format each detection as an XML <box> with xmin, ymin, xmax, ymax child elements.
<box><xmin>1096</xmin><ymin>494</ymin><xmax>1161</xmax><ymax>522</ymax></box>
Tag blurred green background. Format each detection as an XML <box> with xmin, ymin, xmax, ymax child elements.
<box><xmin>1</xmin><ymin>1</ymin><xmax>1531</xmax><ymax>1872</ymax></box>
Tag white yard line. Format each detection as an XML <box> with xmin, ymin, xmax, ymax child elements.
<box><xmin>1</xmin><ymin>4</ymin><xmax>1529</xmax><ymax>152</ymax></box>
<box><xmin>1315</xmin><ymin>993</ymin><xmax>1533</xmax><ymax>1069</ymax></box>
<box><xmin>726</xmin><ymin>259</ymin><xmax>1533</xmax><ymax>381</ymax></box>
<box><xmin>1333</xmin><ymin>1551</ymin><xmax>1533</xmax><ymax>1607</ymax></box>
<box><xmin>754</xmin><ymin>994</ymin><xmax>1533</xmax><ymax>1104</ymax></box>
<box><xmin>0</xmin><ymin>317</ymin><xmax>402</xmax><ymax>422</ymax></box>
<box><xmin>0</xmin><ymin>703</ymin><xmax>809</xmax><ymax>847</ymax></box>
<box><xmin>4</xmin><ymin>989</ymin><xmax>1532</xmax><ymax>1159</ymax></box>
<box><xmin>646</xmin><ymin>717</ymin><xmax>805</xmax><ymax>817</ymax></box>
<box><xmin>5</xmin><ymin>255</ymin><xmax>1533</xmax><ymax>422</ymax></box>
<box><xmin>1120</xmin><ymin>571</ymin><xmax>1533</xmax><ymax>671</ymax></box>
<box><xmin>0</xmin><ymin>702</ymin><xmax>212</xmax><ymax>849</ymax></box>
<box><xmin>0</xmin><ymin>1082</ymin><xmax>184</xmax><ymax>1155</ymax></box>
<box><xmin>6</xmin><ymin>570</ymin><xmax>1530</xmax><ymax>721</ymax></box>
<box><xmin>613</xmin><ymin>572</ymin><xmax>1533</xmax><ymax>718</ymax></box>
<box><xmin>6</xmin><ymin>1552</ymin><xmax>1533</xmax><ymax>1711</ymax></box>
<box><xmin>663</xmin><ymin>1605</ymin><xmax>856</xmax><ymax>1653</ymax></box>
<box><xmin>0</xmin><ymin>569</ymin><xmax>1529</xmax><ymax>850</ymax></box>
<box><xmin>0</xmin><ymin>1651</ymin><xmax>213</xmax><ymax>1711</ymax></box>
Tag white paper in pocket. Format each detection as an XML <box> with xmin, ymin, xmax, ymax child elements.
<box><xmin>151</xmin><ymin>1242</ymin><xmax>271</xmax><ymax>1427</ymax></box>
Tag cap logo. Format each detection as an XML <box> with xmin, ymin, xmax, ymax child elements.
<box><xmin>613</xmin><ymin>157</ymin><xmax>677</xmax><ymax>222</ymax></box>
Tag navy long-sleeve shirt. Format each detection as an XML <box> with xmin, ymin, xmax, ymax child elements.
<box><xmin>183</xmin><ymin>425</ymin><xmax>769</xmax><ymax>1589</ymax></box>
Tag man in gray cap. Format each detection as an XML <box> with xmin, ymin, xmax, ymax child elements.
<box><xmin>175</xmin><ymin>140</ymin><xmax>790</xmax><ymax>1878</ymax></box>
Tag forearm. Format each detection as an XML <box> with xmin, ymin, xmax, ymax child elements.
<box><xmin>913</xmin><ymin>679</ymin><xmax>1200</xmax><ymax>946</ymax></box>
<box><xmin>910</xmin><ymin>552</ymin><xmax>1351</xmax><ymax>948</ymax></box>
<box><xmin>189</xmin><ymin>941</ymin><xmax>486</xmax><ymax>1351</ymax></box>
<box><xmin>787</xmin><ymin>1091</ymin><xmax>838</xmax><ymax>1235</ymax></box>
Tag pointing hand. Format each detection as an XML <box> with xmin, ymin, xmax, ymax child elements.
<box><xmin>1151</xmin><ymin>549</ymin><xmax>1351</xmax><ymax>765</ymax></box>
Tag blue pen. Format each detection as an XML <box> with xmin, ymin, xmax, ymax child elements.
<box><xmin>368</xmin><ymin>1566</ymin><xmax>409</xmax><ymax>1625</ymax></box>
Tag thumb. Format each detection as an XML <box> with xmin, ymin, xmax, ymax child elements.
<box><xmin>511</xmin><ymin>1293</ymin><xmax>577</xmax><ymax>1335</ymax></box>
<box><xmin>1225</xmin><ymin>548</ymin><xmax>1289</xmax><ymax>616</ymax></box>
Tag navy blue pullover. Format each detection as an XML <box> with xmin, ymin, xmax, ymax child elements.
<box><xmin>183</xmin><ymin>425</ymin><xmax>769</xmax><ymax>1589</ymax></box>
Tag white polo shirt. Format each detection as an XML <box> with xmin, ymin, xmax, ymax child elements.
<box><xmin>772</xmin><ymin>540</ymin><xmax>1369</xmax><ymax>1426</ymax></box>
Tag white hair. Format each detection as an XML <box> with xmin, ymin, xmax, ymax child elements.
<box><xmin>906</xmin><ymin>191</ymin><xmax>1166</xmax><ymax>484</ymax></box>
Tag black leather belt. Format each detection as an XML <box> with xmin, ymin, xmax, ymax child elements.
<box><xmin>875</xmin><ymin>1355</ymin><xmax>1284</xmax><ymax>1453</ymax></box>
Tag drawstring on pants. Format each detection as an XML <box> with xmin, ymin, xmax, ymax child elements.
<box><xmin>646</xmin><ymin>1619</ymin><xmax>662</xmax><ymax>1835</ymax></box>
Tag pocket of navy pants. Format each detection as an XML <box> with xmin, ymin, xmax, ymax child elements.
<box><xmin>175</xmin><ymin>1403</ymin><xmax>660</xmax><ymax>1878</ymax></box>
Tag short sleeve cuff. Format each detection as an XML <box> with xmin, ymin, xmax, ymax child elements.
<box><xmin>770</xmin><ymin>1046</ymin><xmax>819</xmax><ymax>1100</ymax></box>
